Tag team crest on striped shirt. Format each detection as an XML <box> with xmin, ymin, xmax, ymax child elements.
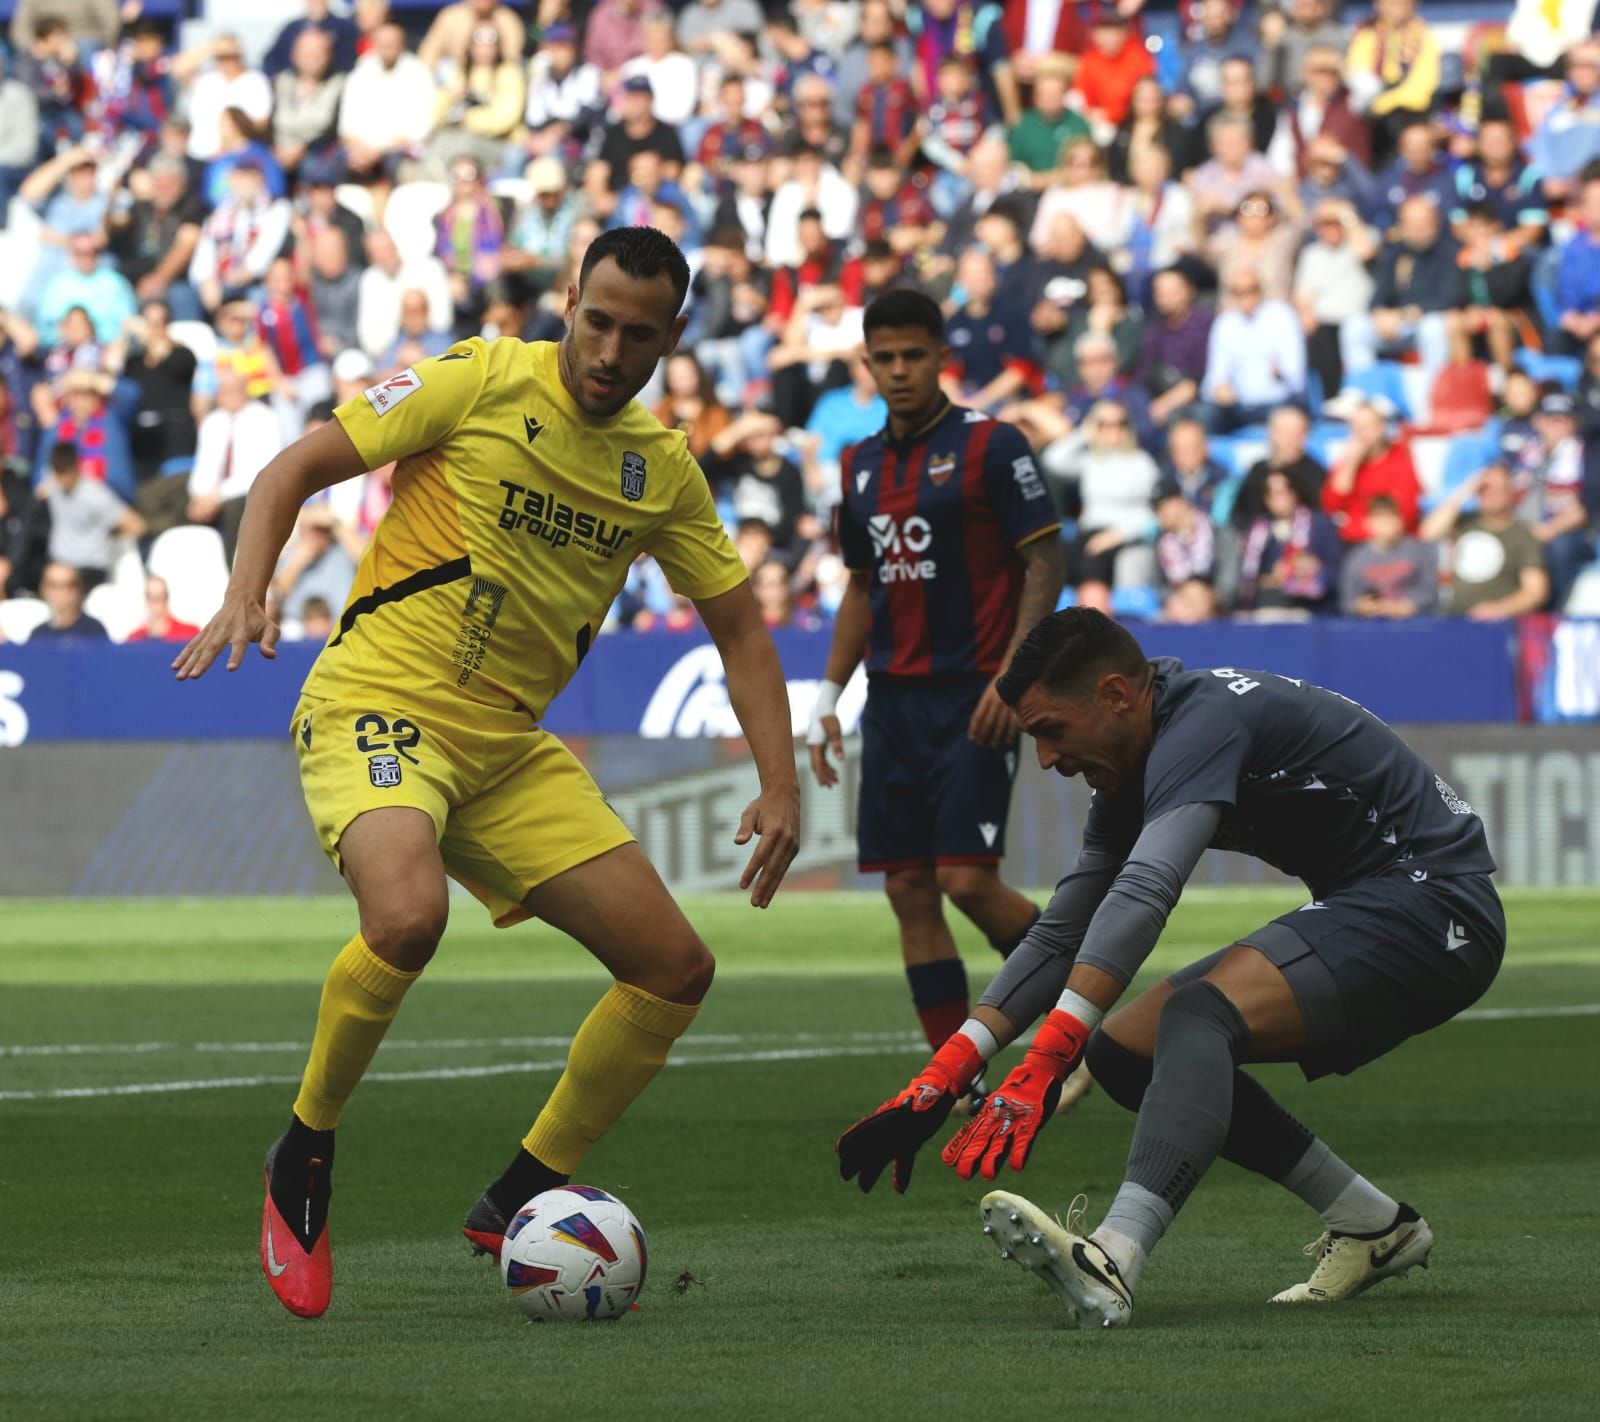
<box><xmin>927</xmin><ymin>452</ymin><xmax>958</xmax><ymax>485</ymax></box>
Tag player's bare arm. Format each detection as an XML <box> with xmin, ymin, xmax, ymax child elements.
<box><xmin>968</xmin><ymin>532</ymin><xmax>1065</xmax><ymax>749</ymax></box>
<box><xmin>807</xmin><ymin>569</ymin><xmax>869</xmax><ymax>788</ymax></box>
<box><xmin>172</xmin><ymin>421</ymin><xmax>369</xmax><ymax>680</ymax></box>
<box><xmin>695</xmin><ymin>580</ymin><xmax>803</xmax><ymax>908</ymax></box>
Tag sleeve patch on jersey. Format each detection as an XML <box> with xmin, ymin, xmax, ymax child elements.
<box><xmin>1012</xmin><ymin>455</ymin><xmax>1047</xmax><ymax>501</ymax></box>
<box><xmin>363</xmin><ymin>367</ymin><xmax>423</xmax><ymax>417</ymax></box>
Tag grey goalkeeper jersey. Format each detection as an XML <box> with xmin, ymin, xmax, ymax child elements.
<box><xmin>981</xmin><ymin>657</ymin><xmax>1496</xmax><ymax>1014</ymax></box>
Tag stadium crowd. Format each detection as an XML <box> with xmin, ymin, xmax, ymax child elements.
<box><xmin>1</xmin><ymin>0</ymin><xmax>1599</xmax><ymax>646</ymax></box>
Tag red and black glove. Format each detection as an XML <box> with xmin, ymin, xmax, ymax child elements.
<box><xmin>836</xmin><ymin>1033</ymin><xmax>985</xmax><ymax>1194</ymax></box>
<box><xmin>942</xmin><ymin>1009</ymin><xmax>1091</xmax><ymax>1182</ymax></box>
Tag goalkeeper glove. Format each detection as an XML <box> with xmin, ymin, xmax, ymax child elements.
<box><xmin>942</xmin><ymin>1008</ymin><xmax>1092</xmax><ymax>1182</ymax></box>
<box><xmin>836</xmin><ymin>1032</ymin><xmax>985</xmax><ymax>1194</ymax></box>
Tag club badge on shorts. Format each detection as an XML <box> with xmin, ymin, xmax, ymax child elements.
<box><xmin>620</xmin><ymin>450</ymin><xmax>647</xmax><ymax>502</ymax></box>
<box><xmin>368</xmin><ymin>754</ymin><xmax>402</xmax><ymax>788</ymax></box>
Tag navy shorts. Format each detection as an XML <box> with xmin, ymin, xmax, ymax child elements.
<box><xmin>856</xmin><ymin>677</ymin><xmax>1020</xmax><ymax>872</ymax></box>
<box><xmin>1169</xmin><ymin>871</ymin><xmax>1505</xmax><ymax>1081</ymax></box>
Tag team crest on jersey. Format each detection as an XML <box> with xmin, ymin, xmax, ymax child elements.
<box><xmin>363</xmin><ymin>368</ymin><xmax>421</xmax><ymax>417</ymax></box>
<box><xmin>368</xmin><ymin>754</ymin><xmax>402</xmax><ymax>788</ymax></box>
<box><xmin>928</xmin><ymin>452</ymin><xmax>957</xmax><ymax>485</ymax></box>
<box><xmin>620</xmin><ymin>450</ymin><xmax>647</xmax><ymax>501</ymax></box>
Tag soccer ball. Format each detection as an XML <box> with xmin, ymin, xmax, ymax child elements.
<box><xmin>500</xmin><ymin>1186</ymin><xmax>648</xmax><ymax>1322</ymax></box>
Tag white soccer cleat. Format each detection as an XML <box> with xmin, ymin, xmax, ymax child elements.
<box><xmin>978</xmin><ymin>1191</ymin><xmax>1133</xmax><ymax>1330</ymax></box>
<box><xmin>1270</xmin><ymin>1204</ymin><xmax>1433</xmax><ymax>1304</ymax></box>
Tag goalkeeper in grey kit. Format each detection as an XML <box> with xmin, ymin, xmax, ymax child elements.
<box><xmin>836</xmin><ymin>609</ymin><xmax>1504</xmax><ymax>1328</ymax></box>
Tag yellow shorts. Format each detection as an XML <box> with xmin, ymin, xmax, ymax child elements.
<box><xmin>291</xmin><ymin>692</ymin><xmax>634</xmax><ymax>927</ymax></box>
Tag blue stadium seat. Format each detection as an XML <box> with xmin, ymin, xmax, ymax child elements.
<box><xmin>1437</xmin><ymin>431</ymin><xmax>1502</xmax><ymax>500</ymax></box>
<box><xmin>1343</xmin><ymin>362</ymin><xmax>1411</xmax><ymax>419</ymax></box>
<box><xmin>1110</xmin><ymin>586</ymin><xmax>1162</xmax><ymax>621</ymax></box>
<box><xmin>1308</xmin><ymin>420</ymin><xmax>1349</xmax><ymax>466</ymax></box>
<box><xmin>1515</xmin><ymin>350</ymin><xmax>1583</xmax><ymax>388</ymax></box>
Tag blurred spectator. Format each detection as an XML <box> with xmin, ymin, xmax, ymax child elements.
<box><xmin>272</xmin><ymin>28</ymin><xmax>346</xmax><ymax>178</ymax></box>
<box><xmin>766</xmin><ymin>152</ymin><xmax>858</xmax><ymax>267</ymax></box>
<box><xmin>436</xmin><ymin>157</ymin><xmax>504</xmax><ymax>323</ymax></box>
<box><xmin>1293</xmin><ymin>198</ymin><xmax>1377</xmax><ymax>399</ymax></box>
<box><xmin>175</xmin><ymin>34</ymin><xmax>273</xmax><ymax>163</ymax></box>
<box><xmin>1521</xmin><ymin>392</ymin><xmax>1596</xmax><ymax>610</ymax></box>
<box><xmin>1555</xmin><ymin>174</ymin><xmax>1600</xmax><ymax>356</ymax></box>
<box><xmin>1257</xmin><ymin>0</ymin><xmax>1348</xmax><ymax>101</ymax></box>
<box><xmin>849</xmin><ymin>40</ymin><xmax>919</xmax><ymax>173</ymax></box>
<box><xmin>188</xmin><ymin>369</ymin><xmax>285</xmax><ymax>561</ymax></box>
<box><xmin>9</xmin><ymin>0</ymin><xmax>120</xmax><ymax>52</ymax></box>
<box><xmin>712</xmin><ymin>409</ymin><xmax>814</xmax><ymax>555</ymax></box>
<box><xmin>1</xmin><ymin>445</ymin><xmax>46</xmax><ymax>596</ymax></box>
<box><xmin>125</xmin><ymin>574</ymin><xmax>201</xmax><ymax>643</ymax></box>
<box><xmin>921</xmin><ymin>55</ymin><xmax>993</xmax><ymax>218</ymax></box>
<box><xmin>787</xmin><ymin>73</ymin><xmax>850</xmax><ymax>171</ymax></box>
<box><xmin>939</xmin><ymin>135</ymin><xmax>1030</xmax><ymax>260</ymax></box>
<box><xmin>1339</xmin><ymin>492</ymin><xmax>1437</xmax><ymax>617</ymax></box>
<box><xmin>1107</xmin><ymin>75</ymin><xmax>1183</xmax><ymax>185</ymax></box>
<box><xmin>428</xmin><ymin>22</ymin><xmax>527</xmax><ymax>175</ymax></box>
<box><xmin>1579</xmin><ymin>333</ymin><xmax>1600</xmax><ymax>439</ymax></box>
<box><xmin>300</xmin><ymin>595</ymin><xmax>336</xmax><ymax>643</ymax></box>
<box><xmin>272</xmin><ymin>501</ymin><xmax>362</xmax><ymax>623</ymax></box>
<box><xmin>801</xmin><ymin>352</ymin><xmax>886</xmax><ymax>476</ymax></box>
<box><xmin>1373</xmin><ymin>119</ymin><xmax>1454</xmax><ymax>229</ymax></box>
<box><xmin>0</xmin><ymin>58</ymin><xmax>41</xmax><ymax>217</ymax></box>
<box><xmin>1187</xmin><ymin>114</ymin><xmax>1280</xmax><ymax>235</ymax></box>
<box><xmin>1139</xmin><ymin>266</ymin><xmax>1212</xmax><ymax>427</ymax></box>
<box><xmin>521</xmin><ymin>24</ymin><xmax>603</xmax><ymax>165</ymax></box>
<box><xmin>653</xmin><ymin>350</ymin><xmax>734</xmax><ymax>479</ymax></box>
<box><xmin>1049</xmin><ymin>399</ymin><xmax>1160</xmax><ymax>613</ymax></box>
<box><xmin>357</xmin><ymin>228</ymin><xmax>452</xmax><ymax>360</ymax></box>
<box><xmin>766</xmin><ymin>279</ymin><xmax>863</xmax><ymax>427</ymax></box>
<box><xmin>39</xmin><ymin>440</ymin><xmax>143</xmax><ymax>590</ymax></box>
<box><xmin>585</xmin><ymin>0</ymin><xmax>661</xmax><ymax>91</ymax></box>
<box><xmin>1299</xmin><ymin>134</ymin><xmax>1380</xmax><ymax>220</ymax></box>
<box><xmin>752</xmin><ymin>556</ymin><xmax>819</xmax><ymax>630</ymax></box>
<box><xmin>38</xmin><ymin>233</ymin><xmax>136</xmax><ymax>347</ymax></box>
<box><xmin>1420</xmin><ymin>463</ymin><xmax>1551</xmax><ymax>620</ymax></box>
<box><xmin>1236</xmin><ymin>469</ymin><xmax>1342</xmax><ymax>616</ymax></box>
<box><xmin>189</xmin><ymin>159</ymin><xmax>292</xmax><ymax>314</ymax></box>
<box><xmin>857</xmin><ymin>148</ymin><xmax>940</xmax><ymax>257</ymax></box>
<box><xmin>28</xmin><ymin>561</ymin><xmax>108</xmax><ymax>641</ymax></box>
<box><xmin>419</xmin><ymin>0</ymin><xmax>526</xmax><ymax>77</ymax></box>
<box><xmin>1039</xmin><ymin>265</ymin><xmax>1141</xmax><ymax>395</ymax></box>
<box><xmin>310</xmin><ymin>227</ymin><xmax>364</xmax><ymax>357</ymax></box>
<box><xmin>1269</xmin><ymin>45</ymin><xmax>1371</xmax><ymax>178</ymax></box>
<box><xmin>1454</xmin><ymin>203</ymin><xmax>1534</xmax><ymax>371</ymax></box>
<box><xmin>1153</xmin><ymin>479</ymin><xmax>1217</xmax><ymax>592</ymax></box>
<box><xmin>1233</xmin><ymin>405</ymin><xmax>1325</xmax><ymax>529</ymax></box>
<box><xmin>1073</xmin><ymin>15</ymin><xmax>1153</xmax><ymax>129</ymax></box>
<box><xmin>1322</xmin><ymin>399</ymin><xmax>1421</xmax><ymax>543</ymax></box>
<box><xmin>1347</xmin><ymin>195</ymin><xmax>1462</xmax><ymax>384</ymax></box>
<box><xmin>1185</xmin><ymin>55</ymin><xmax>1277</xmax><ymax>171</ymax></box>
<box><xmin>1160</xmin><ymin>417</ymin><xmax>1227</xmax><ymax>513</ymax></box>
<box><xmin>124</xmin><ymin>300</ymin><xmax>198</xmax><ymax>536</ymax></box>
<box><xmin>1345</xmin><ymin>0</ymin><xmax>1439</xmax><ymax>158</ymax></box>
<box><xmin>264</xmin><ymin>0</ymin><xmax>361</xmax><ymax>82</ymax></box>
<box><xmin>260</xmin><ymin>256</ymin><xmax>331</xmax><ymax>398</ymax></box>
<box><xmin>591</xmin><ymin>74</ymin><xmax>685</xmax><ymax>214</ymax></box>
<box><xmin>1009</xmin><ymin>57</ymin><xmax>1089</xmax><ymax>187</ymax></box>
<box><xmin>1161</xmin><ymin>575</ymin><xmax>1221</xmax><ymax>624</ymax></box>
<box><xmin>1207</xmin><ymin>190</ymin><xmax>1300</xmax><ymax>303</ymax></box>
<box><xmin>13</xmin><ymin>16</ymin><xmax>88</xmax><ymax>161</ymax></box>
<box><xmin>205</xmin><ymin>106</ymin><xmax>287</xmax><ymax>209</ymax></box>
<box><xmin>36</xmin><ymin>367</ymin><xmax>137</xmax><ymax>502</ymax></box>
<box><xmin>1455</xmin><ymin>119</ymin><xmax>1546</xmax><ymax>249</ymax></box>
<box><xmin>621</xmin><ymin>13</ymin><xmax>696</xmax><ymax>128</ymax></box>
<box><xmin>693</xmin><ymin>74</ymin><xmax>772</xmax><ymax>198</ymax></box>
<box><xmin>1178</xmin><ymin>0</ymin><xmax>1260</xmax><ymax>119</ymax></box>
<box><xmin>339</xmin><ymin>23</ymin><xmax>438</xmax><ymax>190</ymax></box>
<box><xmin>832</xmin><ymin>0</ymin><xmax>905</xmax><ymax>127</ymax></box>
<box><xmin>1122</xmin><ymin>146</ymin><xmax>1196</xmax><ymax>296</ymax></box>
<box><xmin>1528</xmin><ymin>39</ymin><xmax>1600</xmax><ymax>203</ymax></box>
<box><xmin>20</xmin><ymin>146</ymin><xmax>108</xmax><ymax>294</ymax></box>
<box><xmin>946</xmin><ymin>247</ymin><xmax>1020</xmax><ymax>408</ymax></box>
<box><xmin>203</xmin><ymin>300</ymin><xmax>284</xmax><ymax>406</ymax></box>
<box><xmin>904</xmin><ymin>0</ymin><xmax>1016</xmax><ymax>125</ymax></box>
<box><xmin>382</xmin><ymin>290</ymin><xmax>455</xmax><ymax>369</ymax></box>
<box><xmin>689</xmin><ymin>227</ymin><xmax>772</xmax><ymax>405</ymax></box>
<box><xmin>1496</xmin><ymin>367</ymin><xmax>1542</xmax><ymax>481</ymax></box>
<box><xmin>105</xmin><ymin>154</ymin><xmax>205</xmax><ymax>320</ymax></box>
<box><xmin>1200</xmin><ymin>268</ymin><xmax>1305</xmax><ymax>433</ymax></box>
<box><xmin>292</xmin><ymin>156</ymin><xmax>366</xmax><ymax>275</ymax></box>
<box><xmin>609</xmin><ymin>148</ymin><xmax>697</xmax><ymax>240</ymax></box>
<box><xmin>1030</xmin><ymin>138</ymin><xmax>1132</xmax><ymax>258</ymax></box>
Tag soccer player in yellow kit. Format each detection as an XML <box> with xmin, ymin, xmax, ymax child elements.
<box><xmin>174</xmin><ymin>228</ymin><xmax>802</xmax><ymax>1319</ymax></box>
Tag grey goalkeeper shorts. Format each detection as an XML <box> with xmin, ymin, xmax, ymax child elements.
<box><xmin>1168</xmin><ymin>871</ymin><xmax>1505</xmax><ymax>1081</ymax></box>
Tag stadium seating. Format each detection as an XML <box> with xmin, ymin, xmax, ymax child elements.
<box><xmin>85</xmin><ymin>581</ymin><xmax>145</xmax><ymax>642</ymax></box>
<box><xmin>1417</xmin><ymin>363</ymin><xmax>1493</xmax><ymax>436</ymax></box>
<box><xmin>383</xmin><ymin>182</ymin><xmax>451</xmax><ymax>265</ymax></box>
<box><xmin>168</xmin><ymin>320</ymin><xmax>219</xmax><ymax>364</ymax></box>
<box><xmin>0</xmin><ymin>597</ymin><xmax>51</xmax><ymax>643</ymax></box>
<box><xmin>146</xmin><ymin>527</ymin><xmax>230</xmax><ymax>629</ymax></box>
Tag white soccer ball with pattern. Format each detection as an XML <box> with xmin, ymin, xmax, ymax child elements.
<box><xmin>500</xmin><ymin>1186</ymin><xmax>648</xmax><ymax>1322</ymax></box>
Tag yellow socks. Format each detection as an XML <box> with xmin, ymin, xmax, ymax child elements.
<box><xmin>522</xmin><ymin>982</ymin><xmax>700</xmax><ymax>1175</ymax></box>
<box><xmin>292</xmin><ymin>935</ymin><xmax>421</xmax><ymax>1130</ymax></box>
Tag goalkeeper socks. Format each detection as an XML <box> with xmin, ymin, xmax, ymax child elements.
<box><xmin>485</xmin><ymin>1148</ymin><xmax>569</xmax><ymax>1220</ymax></box>
<box><xmin>987</xmin><ymin>907</ymin><xmax>1041</xmax><ymax>959</ymax></box>
<box><xmin>905</xmin><ymin>958</ymin><xmax>969</xmax><ymax>1051</ymax></box>
<box><xmin>292</xmin><ymin>934</ymin><xmax>421</xmax><ymax>1131</ymax></box>
<box><xmin>521</xmin><ymin>982</ymin><xmax>700</xmax><ymax>1176</ymax></box>
<box><xmin>1101</xmin><ymin>981</ymin><xmax>1250</xmax><ymax>1266</ymax></box>
<box><xmin>1280</xmin><ymin>1140</ymin><xmax>1401</xmax><ymax>1234</ymax></box>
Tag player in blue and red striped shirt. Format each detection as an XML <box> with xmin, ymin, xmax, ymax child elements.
<box><xmin>809</xmin><ymin>290</ymin><xmax>1064</xmax><ymax>1095</ymax></box>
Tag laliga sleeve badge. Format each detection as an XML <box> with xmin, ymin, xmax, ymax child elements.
<box><xmin>368</xmin><ymin>754</ymin><xmax>402</xmax><ymax>788</ymax></box>
<box><xmin>620</xmin><ymin>450</ymin><xmax>647</xmax><ymax>502</ymax></box>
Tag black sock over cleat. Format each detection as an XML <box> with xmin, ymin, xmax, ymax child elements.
<box><xmin>267</xmin><ymin>1115</ymin><xmax>335</xmax><ymax>1252</ymax></box>
<box><xmin>485</xmin><ymin>1148</ymin><xmax>568</xmax><ymax>1220</ymax></box>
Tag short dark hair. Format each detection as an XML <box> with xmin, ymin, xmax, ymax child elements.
<box><xmin>49</xmin><ymin>441</ymin><xmax>80</xmax><ymax>474</ymax></box>
<box><xmin>578</xmin><ymin>226</ymin><xmax>691</xmax><ymax>315</ymax></box>
<box><xmin>1367</xmin><ymin>494</ymin><xmax>1400</xmax><ymax>516</ymax></box>
<box><xmin>863</xmin><ymin>287</ymin><xmax>944</xmax><ymax>344</ymax></box>
<box><xmin>996</xmin><ymin>608</ymin><xmax>1150</xmax><ymax>706</ymax></box>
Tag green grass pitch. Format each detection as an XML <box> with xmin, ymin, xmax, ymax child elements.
<box><xmin>3</xmin><ymin>890</ymin><xmax>1597</xmax><ymax>1421</ymax></box>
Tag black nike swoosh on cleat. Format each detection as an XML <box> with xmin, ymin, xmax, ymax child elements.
<box><xmin>1071</xmin><ymin>1243</ymin><xmax>1133</xmax><ymax>1309</ymax></box>
<box><xmin>1369</xmin><ymin>1228</ymin><xmax>1418</xmax><ymax>1270</ymax></box>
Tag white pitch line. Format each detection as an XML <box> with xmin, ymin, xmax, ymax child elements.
<box><xmin>1457</xmin><ymin>1002</ymin><xmax>1600</xmax><ymax>1021</ymax></box>
<box><xmin>0</xmin><ymin>1041</ymin><xmax>929</xmax><ymax>1103</ymax></box>
<box><xmin>2</xmin><ymin>1041</ymin><xmax>175</xmax><ymax>1057</ymax></box>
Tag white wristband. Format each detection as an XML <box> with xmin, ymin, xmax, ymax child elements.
<box><xmin>955</xmin><ymin>1018</ymin><xmax>1000</xmax><ymax>1061</ymax></box>
<box><xmin>806</xmin><ymin>678</ymin><xmax>845</xmax><ymax>746</ymax></box>
<box><xmin>1053</xmin><ymin>988</ymin><xmax>1105</xmax><ymax>1032</ymax></box>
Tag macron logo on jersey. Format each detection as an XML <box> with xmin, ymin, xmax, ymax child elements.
<box><xmin>363</xmin><ymin>368</ymin><xmax>422</xmax><ymax>417</ymax></box>
<box><xmin>868</xmin><ymin>514</ymin><xmax>937</xmax><ymax>583</ymax></box>
<box><xmin>855</xmin><ymin>468</ymin><xmax>873</xmax><ymax>494</ymax></box>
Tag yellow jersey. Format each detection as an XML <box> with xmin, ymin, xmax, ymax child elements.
<box><xmin>308</xmin><ymin>337</ymin><xmax>747</xmax><ymax>720</ymax></box>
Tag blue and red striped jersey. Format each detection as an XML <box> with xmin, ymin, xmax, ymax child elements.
<box><xmin>836</xmin><ymin>401</ymin><xmax>1059</xmax><ymax>679</ymax></box>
